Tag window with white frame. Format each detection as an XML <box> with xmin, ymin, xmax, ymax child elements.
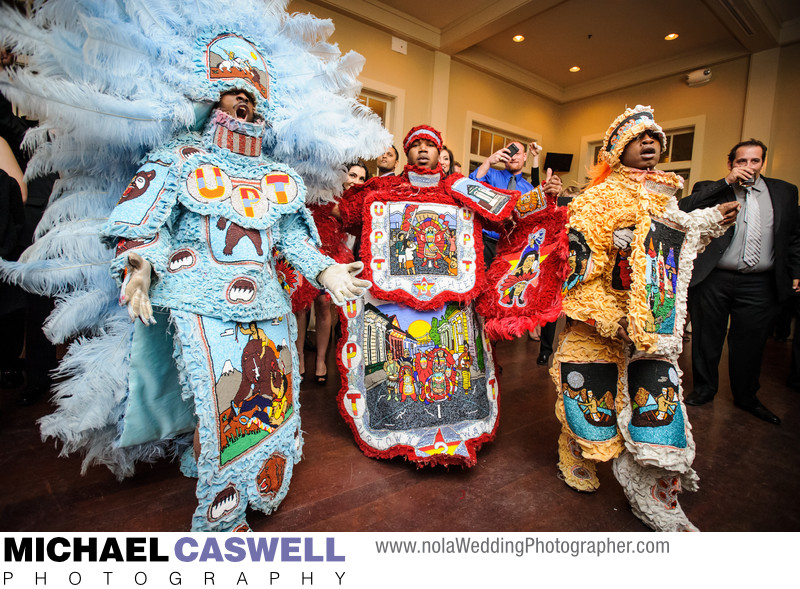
<box><xmin>658</xmin><ymin>128</ymin><xmax>694</xmax><ymax>198</ymax></box>
<box><xmin>357</xmin><ymin>90</ymin><xmax>393</xmax><ymax>177</ymax></box>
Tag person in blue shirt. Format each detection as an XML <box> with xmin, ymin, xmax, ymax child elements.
<box><xmin>469</xmin><ymin>141</ymin><xmax>551</xmax><ymax>266</ymax></box>
<box><xmin>471</xmin><ymin>140</ymin><xmax>538</xmax><ymax>195</ymax></box>
<box><xmin>470</xmin><ymin>141</ymin><xmax>560</xmax><ymax>361</ymax></box>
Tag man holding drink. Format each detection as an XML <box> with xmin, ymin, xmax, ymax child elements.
<box><xmin>679</xmin><ymin>139</ymin><xmax>800</xmax><ymax>425</ymax></box>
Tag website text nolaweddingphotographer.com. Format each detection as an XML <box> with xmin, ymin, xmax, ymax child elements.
<box><xmin>375</xmin><ymin>536</ymin><xmax>669</xmax><ymax>558</ymax></box>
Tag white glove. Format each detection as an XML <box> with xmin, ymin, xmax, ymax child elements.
<box><xmin>317</xmin><ymin>261</ymin><xmax>372</xmax><ymax>305</ymax></box>
<box><xmin>612</xmin><ymin>227</ymin><xmax>634</xmax><ymax>250</ymax></box>
<box><xmin>120</xmin><ymin>251</ymin><xmax>156</xmax><ymax>325</ymax></box>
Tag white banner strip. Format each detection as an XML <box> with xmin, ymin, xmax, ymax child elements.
<box><xmin>1</xmin><ymin>532</ymin><xmax>794</xmax><ymax>588</ymax></box>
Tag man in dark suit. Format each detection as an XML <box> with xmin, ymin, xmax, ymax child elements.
<box><xmin>679</xmin><ymin>139</ymin><xmax>800</xmax><ymax>424</ymax></box>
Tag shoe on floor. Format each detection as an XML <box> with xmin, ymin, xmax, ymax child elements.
<box><xmin>734</xmin><ymin>401</ymin><xmax>780</xmax><ymax>425</ymax></box>
<box><xmin>685</xmin><ymin>391</ymin><xmax>714</xmax><ymax>406</ymax></box>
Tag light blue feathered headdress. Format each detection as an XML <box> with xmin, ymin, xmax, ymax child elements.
<box><xmin>0</xmin><ymin>0</ymin><xmax>390</xmax><ymax>478</ymax></box>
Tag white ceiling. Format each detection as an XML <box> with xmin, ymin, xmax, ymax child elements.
<box><xmin>305</xmin><ymin>0</ymin><xmax>800</xmax><ymax>103</ymax></box>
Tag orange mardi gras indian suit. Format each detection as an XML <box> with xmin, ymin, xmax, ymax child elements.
<box><xmin>552</xmin><ymin>105</ymin><xmax>730</xmax><ymax>531</ymax></box>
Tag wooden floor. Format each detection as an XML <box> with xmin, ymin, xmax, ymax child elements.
<box><xmin>2</xmin><ymin>332</ymin><xmax>799</xmax><ymax>532</ymax></box>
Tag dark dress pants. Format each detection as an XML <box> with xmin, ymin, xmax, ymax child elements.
<box><xmin>787</xmin><ymin>293</ymin><xmax>800</xmax><ymax>387</ymax></box>
<box><xmin>483</xmin><ymin>234</ymin><xmax>498</xmax><ymax>268</ymax></box>
<box><xmin>687</xmin><ymin>268</ymin><xmax>778</xmax><ymax>408</ymax></box>
<box><xmin>539</xmin><ymin>320</ymin><xmax>557</xmax><ymax>356</ymax></box>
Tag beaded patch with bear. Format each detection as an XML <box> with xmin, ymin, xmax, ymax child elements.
<box><xmin>170</xmin><ymin>311</ymin><xmax>301</xmax><ymax>531</ymax></box>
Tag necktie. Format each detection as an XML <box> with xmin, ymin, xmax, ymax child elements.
<box><xmin>743</xmin><ymin>187</ymin><xmax>761</xmax><ymax>267</ymax></box>
<box><xmin>507</xmin><ymin>174</ymin><xmax>516</xmax><ymax>191</ymax></box>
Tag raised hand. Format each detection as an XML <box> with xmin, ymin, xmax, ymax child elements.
<box><xmin>317</xmin><ymin>261</ymin><xmax>372</xmax><ymax>305</ymax></box>
<box><xmin>543</xmin><ymin>168</ymin><xmax>562</xmax><ymax>197</ymax></box>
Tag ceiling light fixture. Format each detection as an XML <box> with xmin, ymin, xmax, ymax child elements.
<box><xmin>665</xmin><ymin>33</ymin><xmax>679</xmax><ymax>40</ymax></box>
<box><xmin>569</xmin><ymin>66</ymin><xmax>581</xmax><ymax>72</ymax></box>
<box><xmin>512</xmin><ymin>35</ymin><xmax>525</xmax><ymax>42</ymax></box>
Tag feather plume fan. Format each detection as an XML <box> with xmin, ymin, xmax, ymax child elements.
<box><xmin>0</xmin><ymin>0</ymin><xmax>390</xmax><ymax>478</ymax></box>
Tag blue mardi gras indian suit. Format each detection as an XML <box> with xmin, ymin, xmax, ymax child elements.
<box><xmin>103</xmin><ymin>105</ymin><xmax>335</xmax><ymax>531</ymax></box>
<box><xmin>0</xmin><ymin>1</ymin><xmax>389</xmax><ymax>531</ymax></box>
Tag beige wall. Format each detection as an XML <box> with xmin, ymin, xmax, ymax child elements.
<box><xmin>288</xmin><ymin>0</ymin><xmax>563</xmax><ymax>172</ymax></box>
<box><xmin>770</xmin><ymin>42</ymin><xmax>800</xmax><ymax>188</ymax></box>
<box><xmin>288</xmin><ymin>2</ymin><xmax>797</xmax><ymax>192</ymax></box>
<box><xmin>557</xmin><ymin>57</ymin><xmax>750</xmax><ymax>190</ymax></box>
<box><xmin>446</xmin><ymin>61</ymin><xmax>561</xmax><ymax>170</ymax></box>
<box><xmin>289</xmin><ymin>0</ymin><xmax>434</xmax><ymax>166</ymax></box>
